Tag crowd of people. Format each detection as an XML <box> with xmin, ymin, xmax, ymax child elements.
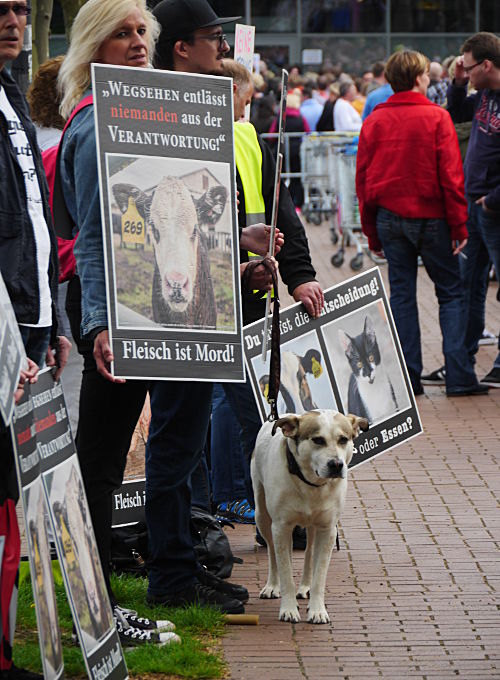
<box><xmin>0</xmin><ymin>0</ymin><xmax>499</xmax><ymax>675</ymax></box>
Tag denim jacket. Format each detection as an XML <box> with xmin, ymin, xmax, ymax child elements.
<box><xmin>60</xmin><ymin>101</ymin><xmax>108</xmax><ymax>337</ymax></box>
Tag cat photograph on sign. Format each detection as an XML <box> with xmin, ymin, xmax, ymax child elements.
<box><xmin>105</xmin><ymin>153</ymin><xmax>235</xmax><ymax>332</ymax></box>
<box><xmin>47</xmin><ymin>459</ymin><xmax>112</xmax><ymax>653</ymax></box>
<box><xmin>323</xmin><ymin>300</ymin><xmax>411</xmax><ymax>425</ymax></box>
<box><xmin>251</xmin><ymin>331</ymin><xmax>339</xmax><ymax>418</ymax></box>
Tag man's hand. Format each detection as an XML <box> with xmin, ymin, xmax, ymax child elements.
<box><xmin>452</xmin><ymin>238</ymin><xmax>468</xmax><ymax>255</ymax></box>
<box><xmin>14</xmin><ymin>358</ymin><xmax>39</xmax><ymax>404</ymax></box>
<box><xmin>94</xmin><ymin>330</ymin><xmax>125</xmax><ymax>383</ymax></box>
<box><xmin>240</xmin><ymin>258</ymin><xmax>278</xmax><ymax>292</ymax></box>
<box><xmin>46</xmin><ymin>335</ymin><xmax>72</xmax><ymax>381</ymax></box>
<box><xmin>240</xmin><ymin>224</ymin><xmax>284</xmax><ymax>256</ymax></box>
<box><xmin>292</xmin><ymin>281</ymin><xmax>324</xmax><ymax>318</ymax></box>
<box><xmin>476</xmin><ymin>195</ymin><xmax>494</xmax><ymax>213</ymax></box>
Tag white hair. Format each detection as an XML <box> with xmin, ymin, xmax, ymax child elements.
<box><xmin>58</xmin><ymin>0</ymin><xmax>160</xmax><ymax>119</ymax></box>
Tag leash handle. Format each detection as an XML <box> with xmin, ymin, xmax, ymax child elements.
<box><xmin>241</xmin><ymin>258</ymin><xmax>281</xmax><ymax>421</ymax></box>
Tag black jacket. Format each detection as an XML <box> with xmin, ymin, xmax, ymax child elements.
<box><xmin>0</xmin><ymin>69</ymin><xmax>59</xmax><ymax>338</ymax></box>
<box><xmin>237</xmin><ymin>133</ymin><xmax>317</xmax><ymax>324</ymax></box>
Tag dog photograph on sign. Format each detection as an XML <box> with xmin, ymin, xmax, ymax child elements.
<box><xmin>105</xmin><ymin>153</ymin><xmax>236</xmax><ymax>332</ymax></box>
<box><xmin>24</xmin><ymin>481</ymin><xmax>63</xmax><ymax>679</ymax></box>
<box><xmin>322</xmin><ymin>300</ymin><xmax>410</xmax><ymax>425</ymax></box>
<box><xmin>47</xmin><ymin>460</ymin><xmax>111</xmax><ymax>653</ymax></box>
<box><xmin>251</xmin><ymin>330</ymin><xmax>339</xmax><ymax>418</ymax></box>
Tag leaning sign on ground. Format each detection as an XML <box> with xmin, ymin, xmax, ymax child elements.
<box><xmin>0</xmin><ymin>271</ymin><xmax>26</xmax><ymax>425</ymax></box>
<box><xmin>244</xmin><ymin>268</ymin><xmax>422</xmax><ymax>468</ymax></box>
<box><xmin>11</xmin><ymin>370</ymin><xmax>127</xmax><ymax>680</ymax></box>
<box><xmin>91</xmin><ymin>64</ymin><xmax>244</xmax><ymax>381</ymax></box>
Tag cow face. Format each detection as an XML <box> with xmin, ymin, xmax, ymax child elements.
<box><xmin>113</xmin><ymin>178</ymin><xmax>227</xmax><ymax>313</ymax></box>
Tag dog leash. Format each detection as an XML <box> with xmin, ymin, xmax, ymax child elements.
<box><xmin>241</xmin><ymin>257</ymin><xmax>281</xmax><ymax>421</ymax></box>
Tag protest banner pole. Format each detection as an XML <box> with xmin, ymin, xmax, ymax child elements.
<box><xmin>261</xmin><ymin>69</ymin><xmax>288</xmax><ymax>362</ymax></box>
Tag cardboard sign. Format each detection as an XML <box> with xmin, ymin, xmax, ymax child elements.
<box><xmin>234</xmin><ymin>24</ymin><xmax>255</xmax><ymax>122</ymax></box>
<box><xmin>244</xmin><ymin>268</ymin><xmax>423</xmax><ymax>468</ymax></box>
<box><xmin>0</xmin><ymin>272</ymin><xmax>26</xmax><ymax>425</ymax></box>
<box><xmin>11</xmin><ymin>371</ymin><xmax>127</xmax><ymax>680</ymax></box>
<box><xmin>92</xmin><ymin>64</ymin><xmax>244</xmax><ymax>381</ymax></box>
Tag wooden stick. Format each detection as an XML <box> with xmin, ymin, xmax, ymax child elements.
<box><xmin>224</xmin><ymin>614</ymin><xmax>259</xmax><ymax>625</ymax></box>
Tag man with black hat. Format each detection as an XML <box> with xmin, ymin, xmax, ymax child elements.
<box><xmin>151</xmin><ymin>1</ymin><xmax>323</xmax><ymax>546</ymax></box>
<box><xmin>141</xmin><ymin>0</ymin><xmax>251</xmax><ymax>613</ymax></box>
<box><xmin>152</xmin><ymin>0</ymin><xmax>239</xmax><ymax>72</ymax></box>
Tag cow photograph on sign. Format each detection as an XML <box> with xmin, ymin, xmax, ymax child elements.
<box><xmin>107</xmin><ymin>154</ymin><xmax>235</xmax><ymax>332</ymax></box>
<box><xmin>323</xmin><ymin>300</ymin><xmax>411</xmax><ymax>426</ymax></box>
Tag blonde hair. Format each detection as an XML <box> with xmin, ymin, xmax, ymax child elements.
<box><xmin>220</xmin><ymin>59</ymin><xmax>253</xmax><ymax>89</ymax></box>
<box><xmin>58</xmin><ymin>0</ymin><xmax>160</xmax><ymax>119</ymax></box>
<box><xmin>385</xmin><ymin>50</ymin><xmax>429</xmax><ymax>93</ymax></box>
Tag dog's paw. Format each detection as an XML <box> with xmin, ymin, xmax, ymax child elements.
<box><xmin>279</xmin><ymin>605</ymin><xmax>301</xmax><ymax>623</ymax></box>
<box><xmin>296</xmin><ymin>585</ymin><xmax>310</xmax><ymax>599</ymax></box>
<box><xmin>260</xmin><ymin>584</ymin><xmax>280</xmax><ymax>599</ymax></box>
<box><xmin>307</xmin><ymin>605</ymin><xmax>330</xmax><ymax>624</ymax></box>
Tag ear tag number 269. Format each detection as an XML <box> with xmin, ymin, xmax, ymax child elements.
<box><xmin>121</xmin><ymin>197</ymin><xmax>145</xmax><ymax>246</ymax></box>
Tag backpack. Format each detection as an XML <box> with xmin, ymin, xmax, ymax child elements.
<box><xmin>42</xmin><ymin>95</ymin><xmax>93</xmax><ymax>283</ymax></box>
<box><xmin>109</xmin><ymin>507</ymin><xmax>240</xmax><ymax>580</ymax></box>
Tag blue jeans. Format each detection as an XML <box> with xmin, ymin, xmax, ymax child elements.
<box><xmin>460</xmin><ymin>201</ymin><xmax>500</xmax><ymax>368</ymax></box>
<box><xmin>222</xmin><ymin>380</ymin><xmax>263</xmax><ymax>508</ymax></box>
<box><xmin>376</xmin><ymin>208</ymin><xmax>478</xmax><ymax>392</ymax></box>
<box><xmin>145</xmin><ymin>380</ymin><xmax>213</xmax><ymax>596</ymax></box>
<box><xmin>18</xmin><ymin>326</ymin><xmax>51</xmax><ymax>367</ymax></box>
<box><xmin>210</xmin><ymin>384</ymin><xmax>247</xmax><ymax>506</ymax></box>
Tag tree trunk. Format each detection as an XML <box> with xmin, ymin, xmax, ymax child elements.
<box><xmin>32</xmin><ymin>0</ymin><xmax>54</xmax><ymax>75</ymax></box>
<box><xmin>60</xmin><ymin>0</ymin><xmax>88</xmax><ymax>40</ymax></box>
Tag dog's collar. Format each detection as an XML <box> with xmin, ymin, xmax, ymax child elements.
<box><xmin>286</xmin><ymin>442</ymin><xmax>323</xmax><ymax>488</ymax></box>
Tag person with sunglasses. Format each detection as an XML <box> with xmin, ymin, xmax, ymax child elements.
<box><xmin>434</xmin><ymin>32</ymin><xmax>500</xmax><ymax>390</ymax></box>
<box><xmin>0</xmin><ymin>2</ymin><xmax>71</xmax><ymax>679</ymax></box>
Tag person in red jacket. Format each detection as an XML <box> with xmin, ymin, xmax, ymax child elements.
<box><xmin>356</xmin><ymin>49</ymin><xmax>487</xmax><ymax>397</ymax></box>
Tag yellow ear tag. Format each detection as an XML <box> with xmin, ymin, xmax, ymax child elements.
<box><xmin>121</xmin><ymin>196</ymin><xmax>145</xmax><ymax>245</ymax></box>
<box><xmin>311</xmin><ymin>357</ymin><xmax>322</xmax><ymax>379</ymax></box>
<box><xmin>261</xmin><ymin>381</ymin><xmax>269</xmax><ymax>399</ymax></box>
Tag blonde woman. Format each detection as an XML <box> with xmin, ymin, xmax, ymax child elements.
<box><xmin>56</xmin><ymin>0</ymin><xmax>185</xmax><ymax>648</ymax></box>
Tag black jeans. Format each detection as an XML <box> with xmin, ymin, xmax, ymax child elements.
<box><xmin>66</xmin><ymin>276</ymin><xmax>148</xmax><ymax>601</ymax></box>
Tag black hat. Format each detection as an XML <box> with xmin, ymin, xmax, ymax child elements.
<box><xmin>153</xmin><ymin>0</ymin><xmax>241</xmax><ymax>40</ymax></box>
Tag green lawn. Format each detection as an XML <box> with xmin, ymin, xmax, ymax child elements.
<box><xmin>15</xmin><ymin>568</ymin><xmax>227</xmax><ymax>679</ymax></box>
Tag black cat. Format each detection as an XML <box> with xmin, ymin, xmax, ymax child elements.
<box><xmin>338</xmin><ymin>316</ymin><xmax>398</xmax><ymax>424</ymax></box>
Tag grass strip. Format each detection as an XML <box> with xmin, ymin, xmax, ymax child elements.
<box><xmin>15</xmin><ymin>569</ymin><xmax>226</xmax><ymax>679</ymax></box>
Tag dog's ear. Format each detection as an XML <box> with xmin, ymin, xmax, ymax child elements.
<box><xmin>272</xmin><ymin>415</ymin><xmax>299</xmax><ymax>438</ymax></box>
<box><xmin>347</xmin><ymin>414</ymin><xmax>369</xmax><ymax>437</ymax></box>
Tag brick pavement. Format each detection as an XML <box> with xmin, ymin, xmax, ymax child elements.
<box><xmin>222</xmin><ymin>219</ymin><xmax>500</xmax><ymax>679</ymax></box>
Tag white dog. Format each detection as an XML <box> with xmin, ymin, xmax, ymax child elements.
<box><xmin>251</xmin><ymin>409</ymin><xmax>368</xmax><ymax>623</ymax></box>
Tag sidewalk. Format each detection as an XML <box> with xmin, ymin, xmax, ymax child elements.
<box><xmin>222</xmin><ymin>220</ymin><xmax>500</xmax><ymax>679</ymax></box>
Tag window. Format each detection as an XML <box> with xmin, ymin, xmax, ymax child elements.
<box><xmin>302</xmin><ymin>0</ymin><xmax>386</xmax><ymax>33</ymax></box>
<box><xmin>391</xmin><ymin>0</ymin><xmax>474</xmax><ymax>33</ymax></box>
<box><xmin>250</xmin><ymin>0</ymin><xmax>297</xmax><ymax>32</ymax></box>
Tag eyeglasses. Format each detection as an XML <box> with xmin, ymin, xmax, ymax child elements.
<box><xmin>0</xmin><ymin>4</ymin><xmax>31</xmax><ymax>16</ymax></box>
<box><xmin>463</xmin><ymin>60</ymin><xmax>484</xmax><ymax>74</ymax></box>
<box><xmin>192</xmin><ymin>33</ymin><xmax>227</xmax><ymax>49</ymax></box>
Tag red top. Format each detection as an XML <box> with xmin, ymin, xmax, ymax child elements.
<box><xmin>355</xmin><ymin>91</ymin><xmax>468</xmax><ymax>251</ymax></box>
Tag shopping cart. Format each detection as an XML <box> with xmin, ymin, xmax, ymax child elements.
<box><xmin>330</xmin><ymin>139</ymin><xmax>364</xmax><ymax>269</ymax></box>
<box><xmin>300</xmin><ymin>134</ymin><xmax>338</xmax><ymax>230</ymax></box>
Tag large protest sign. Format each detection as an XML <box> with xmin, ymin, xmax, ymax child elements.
<box><xmin>244</xmin><ymin>268</ymin><xmax>422</xmax><ymax>468</ymax></box>
<box><xmin>11</xmin><ymin>371</ymin><xmax>127</xmax><ymax>680</ymax></box>
<box><xmin>91</xmin><ymin>64</ymin><xmax>244</xmax><ymax>381</ymax></box>
<box><xmin>0</xmin><ymin>272</ymin><xmax>26</xmax><ymax>425</ymax></box>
